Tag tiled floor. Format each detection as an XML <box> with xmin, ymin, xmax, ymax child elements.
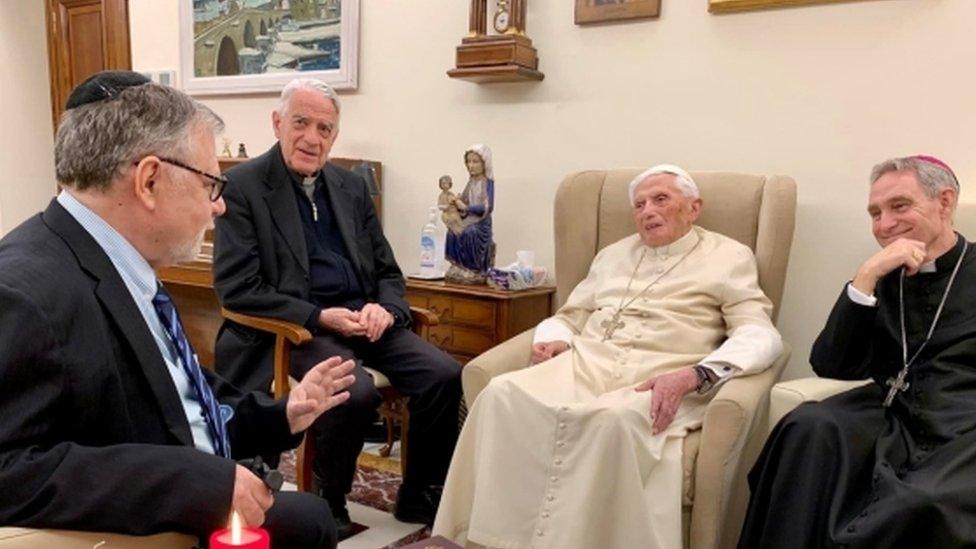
<box><xmin>340</xmin><ymin>501</ymin><xmax>424</xmax><ymax>548</ymax></box>
<box><xmin>283</xmin><ymin>441</ymin><xmax>416</xmax><ymax>547</ymax></box>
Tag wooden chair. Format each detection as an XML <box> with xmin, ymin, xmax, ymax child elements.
<box><xmin>221</xmin><ymin>306</ymin><xmax>438</xmax><ymax>489</ymax></box>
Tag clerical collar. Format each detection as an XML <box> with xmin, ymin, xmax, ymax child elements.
<box><xmin>645</xmin><ymin>226</ymin><xmax>700</xmax><ymax>256</ymax></box>
<box><xmin>926</xmin><ymin>232</ymin><xmax>968</xmax><ymax>274</ymax></box>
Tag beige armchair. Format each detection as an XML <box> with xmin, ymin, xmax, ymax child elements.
<box><xmin>768</xmin><ymin>378</ymin><xmax>870</xmax><ymax>430</ymax></box>
<box><xmin>462</xmin><ymin>169</ymin><xmax>797</xmax><ymax>549</ymax></box>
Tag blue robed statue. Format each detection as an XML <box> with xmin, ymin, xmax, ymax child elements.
<box><xmin>445</xmin><ymin>144</ymin><xmax>495</xmax><ymax>285</ymax></box>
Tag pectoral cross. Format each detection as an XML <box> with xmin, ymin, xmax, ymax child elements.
<box><xmin>600</xmin><ymin>311</ymin><xmax>625</xmax><ymax>341</ymax></box>
<box><xmin>883</xmin><ymin>367</ymin><xmax>910</xmax><ymax>407</ymax></box>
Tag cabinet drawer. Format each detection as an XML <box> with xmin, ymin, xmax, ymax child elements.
<box><xmin>424</xmin><ymin>295</ymin><xmax>495</xmax><ymax>328</ymax></box>
<box><xmin>406</xmin><ymin>293</ymin><xmax>428</xmax><ymax>309</ymax></box>
<box><xmin>428</xmin><ymin>324</ymin><xmax>495</xmax><ymax>356</ymax></box>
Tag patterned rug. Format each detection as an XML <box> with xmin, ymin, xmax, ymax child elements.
<box><xmin>279</xmin><ymin>450</ymin><xmax>432</xmax><ymax>548</ymax></box>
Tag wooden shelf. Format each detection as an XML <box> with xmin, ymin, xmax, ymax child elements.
<box><xmin>447</xmin><ymin>64</ymin><xmax>545</xmax><ymax>83</ymax></box>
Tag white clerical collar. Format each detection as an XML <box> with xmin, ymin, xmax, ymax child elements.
<box><xmin>919</xmin><ymin>261</ymin><xmax>936</xmax><ymax>273</ymax></box>
<box><xmin>645</xmin><ymin>226</ymin><xmax>700</xmax><ymax>257</ymax></box>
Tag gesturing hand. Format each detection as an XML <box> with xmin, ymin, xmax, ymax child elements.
<box><xmin>530</xmin><ymin>341</ymin><xmax>570</xmax><ymax>365</ymax></box>
<box><xmin>635</xmin><ymin>367</ymin><xmax>699</xmax><ymax>435</ymax></box>
<box><xmin>319</xmin><ymin>307</ymin><xmax>367</xmax><ymax>338</ymax></box>
<box><xmin>232</xmin><ymin>464</ymin><xmax>273</xmax><ymax>527</ymax></box>
<box><xmin>286</xmin><ymin>356</ymin><xmax>356</xmax><ymax>434</ymax></box>
<box><xmin>360</xmin><ymin>303</ymin><xmax>394</xmax><ymax>342</ymax></box>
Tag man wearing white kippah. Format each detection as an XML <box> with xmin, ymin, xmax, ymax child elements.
<box><xmin>433</xmin><ymin>165</ymin><xmax>783</xmax><ymax>548</ymax></box>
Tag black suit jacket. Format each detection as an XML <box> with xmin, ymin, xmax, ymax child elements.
<box><xmin>0</xmin><ymin>200</ymin><xmax>300</xmax><ymax>538</ymax></box>
<box><xmin>213</xmin><ymin>144</ymin><xmax>409</xmax><ymax>392</ymax></box>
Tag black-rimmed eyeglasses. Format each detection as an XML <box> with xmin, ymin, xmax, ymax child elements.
<box><xmin>155</xmin><ymin>157</ymin><xmax>228</xmax><ymax>201</ymax></box>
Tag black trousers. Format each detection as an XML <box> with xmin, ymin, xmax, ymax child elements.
<box><xmin>291</xmin><ymin>326</ymin><xmax>462</xmax><ymax>496</ymax></box>
<box><xmin>262</xmin><ymin>491</ymin><xmax>337</xmax><ymax>548</ymax></box>
<box><xmin>201</xmin><ymin>491</ymin><xmax>336</xmax><ymax>548</ymax></box>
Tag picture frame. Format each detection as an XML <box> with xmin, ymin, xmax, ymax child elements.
<box><xmin>179</xmin><ymin>0</ymin><xmax>359</xmax><ymax>95</ymax></box>
<box><xmin>708</xmin><ymin>0</ymin><xmax>870</xmax><ymax>14</ymax></box>
<box><xmin>575</xmin><ymin>0</ymin><xmax>661</xmax><ymax>25</ymax></box>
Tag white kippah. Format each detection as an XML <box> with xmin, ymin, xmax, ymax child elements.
<box><xmin>628</xmin><ymin>164</ymin><xmax>699</xmax><ymax>205</ymax></box>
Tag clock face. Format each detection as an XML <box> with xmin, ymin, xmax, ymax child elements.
<box><xmin>494</xmin><ymin>9</ymin><xmax>511</xmax><ymax>33</ymax></box>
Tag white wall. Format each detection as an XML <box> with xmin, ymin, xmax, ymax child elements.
<box><xmin>130</xmin><ymin>0</ymin><xmax>976</xmax><ymax>379</ymax></box>
<box><xmin>0</xmin><ymin>1</ymin><xmax>55</xmax><ymax>234</ymax></box>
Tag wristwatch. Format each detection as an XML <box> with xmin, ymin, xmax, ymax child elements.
<box><xmin>694</xmin><ymin>365</ymin><xmax>719</xmax><ymax>395</ymax></box>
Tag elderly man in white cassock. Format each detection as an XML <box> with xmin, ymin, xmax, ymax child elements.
<box><xmin>433</xmin><ymin>165</ymin><xmax>783</xmax><ymax>549</ymax></box>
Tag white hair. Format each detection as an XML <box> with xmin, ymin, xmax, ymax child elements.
<box><xmin>277</xmin><ymin>78</ymin><xmax>341</xmax><ymax>118</ymax></box>
<box><xmin>628</xmin><ymin>164</ymin><xmax>699</xmax><ymax>205</ymax></box>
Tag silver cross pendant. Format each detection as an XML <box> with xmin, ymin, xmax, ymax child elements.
<box><xmin>600</xmin><ymin>313</ymin><xmax>625</xmax><ymax>341</ymax></box>
<box><xmin>883</xmin><ymin>368</ymin><xmax>910</xmax><ymax>407</ymax></box>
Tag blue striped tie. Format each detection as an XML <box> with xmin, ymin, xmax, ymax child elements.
<box><xmin>152</xmin><ymin>284</ymin><xmax>231</xmax><ymax>458</ymax></box>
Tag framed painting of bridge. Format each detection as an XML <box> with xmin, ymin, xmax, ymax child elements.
<box><xmin>180</xmin><ymin>0</ymin><xmax>359</xmax><ymax>95</ymax></box>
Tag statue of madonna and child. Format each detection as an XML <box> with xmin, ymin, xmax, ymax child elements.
<box><xmin>439</xmin><ymin>144</ymin><xmax>495</xmax><ymax>285</ymax></box>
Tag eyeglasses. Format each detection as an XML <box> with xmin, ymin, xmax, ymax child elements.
<box><xmin>154</xmin><ymin>157</ymin><xmax>228</xmax><ymax>201</ymax></box>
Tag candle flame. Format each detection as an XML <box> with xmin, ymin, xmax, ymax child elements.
<box><xmin>231</xmin><ymin>511</ymin><xmax>242</xmax><ymax>545</ymax></box>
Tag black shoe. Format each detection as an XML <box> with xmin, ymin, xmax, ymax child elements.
<box><xmin>393</xmin><ymin>485</ymin><xmax>442</xmax><ymax>526</ymax></box>
<box><xmin>321</xmin><ymin>491</ymin><xmax>354</xmax><ymax>541</ymax></box>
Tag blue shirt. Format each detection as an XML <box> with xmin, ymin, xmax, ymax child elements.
<box><xmin>57</xmin><ymin>191</ymin><xmax>217</xmax><ymax>454</ymax></box>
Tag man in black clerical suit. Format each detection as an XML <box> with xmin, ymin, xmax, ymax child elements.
<box><xmin>0</xmin><ymin>71</ymin><xmax>357</xmax><ymax>548</ymax></box>
<box><xmin>213</xmin><ymin>77</ymin><xmax>462</xmax><ymax>537</ymax></box>
<box><xmin>739</xmin><ymin>155</ymin><xmax>976</xmax><ymax>548</ymax></box>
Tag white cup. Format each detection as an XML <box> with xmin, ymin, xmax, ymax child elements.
<box><xmin>516</xmin><ymin>250</ymin><xmax>535</xmax><ymax>269</ymax></box>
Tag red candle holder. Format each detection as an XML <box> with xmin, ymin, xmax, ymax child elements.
<box><xmin>210</xmin><ymin>512</ymin><xmax>270</xmax><ymax>549</ymax></box>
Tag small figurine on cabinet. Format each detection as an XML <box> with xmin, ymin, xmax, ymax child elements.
<box><xmin>221</xmin><ymin>138</ymin><xmax>233</xmax><ymax>158</ymax></box>
<box><xmin>437</xmin><ymin>175</ymin><xmax>464</xmax><ymax>234</ymax></box>
<box><xmin>237</xmin><ymin>143</ymin><xmax>248</xmax><ymax>158</ymax></box>
<box><xmin>444</xmin><ymin>144</ymin><xmax>495</xmax><ymax>285</ymax></box>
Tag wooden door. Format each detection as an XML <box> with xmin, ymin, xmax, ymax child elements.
<box><xmin>46</xmin><ymin>0</ymin><xmax>131</xmax><ymax>131</ymax></box>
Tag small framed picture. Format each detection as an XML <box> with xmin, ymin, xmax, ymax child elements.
<box><xmin>575</xmin><ymin>0</ymin><xmax>661</xmax><ymax>25</ymax></box>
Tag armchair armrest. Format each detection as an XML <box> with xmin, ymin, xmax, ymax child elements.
<box><xmin>221</xmin><ymin>308</ymin><xmax>312</xmax><ymax>344</ymax></box>
<box><xmin>462</xmin><ymin>329</ymin><xmax>535</xmax><ymax>409</ymax></box>
<box><xmin>690</xmin><ymin>343</ymin><xmax>791</xmax><ymax>549</ymax></box>
<box><xmin>768</xmin><ymin>377</ymin><xmax>870</xmax><ymax>431</ymax></box>
<box><xmin>220</xmin><ymin>306</ymin><xmax>438</xmax><ymax>398</ymax></box>
<box><xmin>221</xmin><ymin>308</ymin><xmax>310</xmax><ymax>398</ymax></box>
<box><xmin>409</xmin><ymin>306</ymin><xmax>438</xmax><ymax>326</ymax></box>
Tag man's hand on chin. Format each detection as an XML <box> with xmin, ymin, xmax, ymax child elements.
<box><xmin>286</xmin><ymin>356</ymin><xmax>356</xmax><ymax>434</ymax></box>
<box><xmin>852</xmin><ymin>238</ymin><xmax>927</xmax><ymax>295</ymax></box>
<box><xmin>635</xmin><ymin>367</ymin><xmax>699</xmax><ymax>435</ymax></box>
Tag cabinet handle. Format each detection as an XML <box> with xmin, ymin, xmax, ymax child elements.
<box><xmin>429</xmin><ymin>305</ymin><xmax>451</xmax><ymax>318</ymax></box>
<box><xmin>430</xmin><ymin>333</ymin><xmax>451</xmax><ymax>346</ymax></box>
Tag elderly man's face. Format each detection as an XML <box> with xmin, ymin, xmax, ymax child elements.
<box><xmin>273</xmin><ymin>87</ymin><xmax>338</xmax><ymax>176</ymax></box>
<box><xmin>632</xmin><ymin>174</ymin><xmax>702</xmax><ymax>247</ymax></box>
<box><xmin>868</xmin><ymin>169</ymin><xmax>954</xmax><ymax>249</ymax></box>
<box><xmin>155</xmin><ymin>124</ymin><xmax>226</xmax><ymax>265</ymax></box>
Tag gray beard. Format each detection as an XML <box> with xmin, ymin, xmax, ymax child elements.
<box><xmin>171</xmin><ymin>230</ymin><xmax>206</xmax><ymax>264</ymax></box>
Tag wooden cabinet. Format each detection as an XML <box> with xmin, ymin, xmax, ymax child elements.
<box><xmin>405</xmin><ymin>279</ymin><xmax>555</xmax><ymax>364</ymax></box>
